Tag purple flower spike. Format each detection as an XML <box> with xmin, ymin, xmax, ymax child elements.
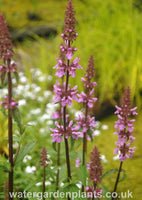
<box><xmin>54</xmin><ymin>81</ymin><xmax>78</xmax><ymax>107</ymax></box>
<box><xmin>51</xmin><ymin>120</ymin><xmax>81</xmax><ymax>143</ymax></box>
<box><xmin>78</xmin><ymin>89</ymin><xmax>97</xmax><ymax>108</ymax></box>
<box><xmin>114</xmin><ymin>86</ymin><xmax>137</xmax><ymax>161</ymax></box>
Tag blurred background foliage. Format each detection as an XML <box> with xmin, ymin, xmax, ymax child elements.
<box><xmin>0</xmin><ymin>0</ymin><xmax>142</xmax><ymax>108</ymax></box>
<box><xmin>0</xmin><ymin>0</ymin><xmax>142</xmax><ymax>199</ymax></box>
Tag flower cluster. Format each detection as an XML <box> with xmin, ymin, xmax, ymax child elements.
<box><xmin>0</xmin><ymin>14</ymin><xmax>14</xmax><ymax>60</ymax></box>
<box><xmin>54</xmin><ymin>81</ymin><xmax>78</xmax><ymax>107</ymax></box>
<box><xmin>75</xmin><ymin>114</ymin><xmax>96</xmax><ymax>140</ymax></box>
<box><xmin>40</xmin><ymin>147</ymin><xmax>49</xmax><ymax>167</ymax></box>
<box><xmin>76</xmin><ymin>55</ymin><xmax>97</xmax><ymax>140</ymax></box>
<box><xmin>54</xmin><ymin>56</ymin><xmax>82</xmax><ymax>78</ymax></box>
<box><xmin>51</xmin><ymin>1</ymin><xmax>83</xmax><ymax>143</ymax></box>
<box><xmin>1</xmin><ymin>96</ymin><xmax>18</xmax><ymax>109</ymax></box>
<box><xmin>86</xmin><ymin>146</ymin><xmax>103</xmax><ymax>198</ymax></box>
<box><xmin>0</xmin><ymin>62</ymin><xmax>16</xmax><ymax>73</ymax></box>
<box><xmin>114</xmin><ymin>86</ymin><xmax>137</xmax><ymax>162</ymax></box>
<box><xmin>61</xmin><ymin>0</ymin><xmax>78</xmax><ymax>42</ymax></box>
<box><xmin>50</xmin><ymin>121</ymin><xmax>81</xmax><ymax>143</ymax></box>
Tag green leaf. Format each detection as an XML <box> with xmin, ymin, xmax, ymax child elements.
<box><xmin>25</xmin><ymin>178</ymin><xmax>42</xmax><ymax>191</ymax></box>
<box><xmin>102</xmin><ymin>168</ymin><xmax>126</xmax><ymax>183</ymax></box>
<box><xmin>78</xmin><ymin>165</ymin><xmax>87</xmax><ymax>186</ymax></box>
<box><xmin>13</xmin><ymin>71</ymin><xmax>19</xmax><ymax>82</ymax></box>
<box><xmin>102</xmin><ymin>169</ymin><xmax>118</xmax><ymax>179</ymax></box>
<box><xmin>119</xmin><ymin>169</ymin><xmax>127</xmax><ymax>182</ymax></box>
<box><xmin>0</xmin><ymin>156</ymin><xmax>11</xmax><ymax>172</ymax></box>
<box><xmin>15</xmin><ymin>141</ymin><xmax>36</xmax><ymax>165</ymax></box>
<box><xmin>12</xmin><ymin>108</ymin><xmax>24</xmax><ymax>135</ymax></box>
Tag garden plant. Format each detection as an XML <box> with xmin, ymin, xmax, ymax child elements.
<box><xmin>0</xmin><ymin>0</ymin><xmax>139</xmax><ymax>200</ymax></box>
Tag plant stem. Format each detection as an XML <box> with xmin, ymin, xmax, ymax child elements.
<box><xmin>7</xmin><ymin>59</ymin><xmax>13</xmax><ymax>200</ymax></box>
<box><xmin>56</xmin><ymin>142</ymin><xmax>60</xmax><ymax>191</ymax></box>
<box><xmin>82</xmin><ymin>102</ymin><xmax>89</xmax><ymax>192</ymax></box>
<box><xmin>43</xmin><ymin>167</ymin><xmax>45</xmax><ymax>200</ymax></box>
<box><xmin>112</xmin><ymin>161</ymin><xmax>123</xmax><ymax>200</ymax></box>
<box><xmin>63</xmin><ymin>41</ymin><xmax>71</xmax><ymax>199</ymax></box>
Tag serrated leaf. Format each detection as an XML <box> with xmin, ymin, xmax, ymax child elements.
<box><xmin>78</xmin><ymin>165</ymin><xmax>87</xmax><ymax>186</ymax></box>
<box><xmin>102</xmin><ymin>169</ymin><xmax>118</xmax><ymax>179</ymax></box>
<box><xmin>15</xmin><ymin>141</ymin><xmax>36</xmax><ymax>165</ymax></box>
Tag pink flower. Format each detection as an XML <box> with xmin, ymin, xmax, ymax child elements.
<box><xmin>75</xmin><ymin>114</ymin><xmax>96</xmax><ymax>140</ymax></box>
<box><xmin>114</xmin><ymin>86</ymin><xmax>137</xmax><ymax>161</ymax></box>
<box><xmin>50</xmin><ymin>120</ymin><xmax>80</xmax><ymax>143</ymax></box>
<box><xmin>69</xmin><ymin>57</ymin><xmax>83</xmax><ymax>77</ymax></box>
<box><xmin>1</xmin><ymin>96</ymin><xmax>18</xmax><ymax>109</ymax></box>
<box><xmin>78</xmin><ymin>89</ymin><xmax>97</xmax><ymax>108</ymax></box>
<box><xmin>75</xmin><ymin>157</ymin><xmax>80</xmax><ymax>168</ymax></box>
<box><xmin>54</xmin><ymin>81</ymin><xmax>78</xmax><ymax>107</ymax></box>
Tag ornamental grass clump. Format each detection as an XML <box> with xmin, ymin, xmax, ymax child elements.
<box><xmin>112</xmin><ymin>86</ymin><xmax>137</xmax><ymax>199</ymax></box>
<box><xmin>0</xmin><ymin>14</ymin><xmax>18</xmax><ymax>200</ymax></box>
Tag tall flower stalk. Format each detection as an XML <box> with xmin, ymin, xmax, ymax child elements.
<box><xmin>0</xmin><ymin>14</ymin><xmax>18</xmax><ymax>200</ymax></box>
<box><xmin>86</xmin><ymin>146</ymin><xmax>103</xmax><ymax>200</ymax></box>
<box><xmin>40</xmin><ymin>147</ymin><xmax>49</xmax><ymax>200</ymax></box>
<box><xmin>51</xmin><ymin>0</ymin><xmax>82</xmax><ymax>189</ymax></box>
<box><xmin>112</xmin><ymin>86</ymin><xmax>137</xmax><ymax>199</ymax></box>
<box><xmin>76</xmin><ymin>55</ymin><xmax>97</xmax><ymax>191</ymax></box>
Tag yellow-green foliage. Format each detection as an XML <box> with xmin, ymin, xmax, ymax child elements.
<box><xmin>0</xmin><ymin>113</ymin><xmax>8</xmax><ymax>156</ymax></box>
<box><xmin>5</xmin><ymin>0</ymin><xmax>141</xmax><ymax>107</ymax></box>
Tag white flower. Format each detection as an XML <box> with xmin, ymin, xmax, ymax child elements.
<box><xmin>34</xmin><ymin>86</ymin><xmax>41</xmax><ymax>93</ymax></box>
<box><xmin>95</xmin><ymin>121</ymin><xmax>101</xmax><ymax>129</ymax></box>
<box><xmin>46</xmin><ymin>120</ymin><xmax>53</xmax><ymax>125</ymax></box>
<box><xmin>45</xmin><ymin>181</ymin><xmax>51</xmax><ymax>185</ymax></box>
<box><xmin>39</xmin><ymin>114</ymin><xmax>50</xmax><ymax>122</ymax></box>
<box><xmin>37</xmin><ymin>96</ymin><xmax>44</xmax><ymax>102</ymax></box>
<box><xmin>23</xmin><ymin>155</ymin><xmax>32</xmax><ymax>163</ymax></box>
<box><xmin>101</xmin><ymin>124</ymin><xmax>108</xmax><ymax>130</ymax></box>
<box><xmin>18</xmin><ymin>99</ymin><xmax>26</xmax><ymax>106</ymax></box>
<box><xmin>47</xmin><ymin>75</ymin><xmax>53</xmax><ymax>81</ymax></box>
<box><xmin>30</xmin><ymin>108</ymin><xmax>41</xmax><ymax>115</ymax></box>
<box><xmin>19</xmin><ymin>76</ymin><xmax>27</xmax><ymax>84</ymax></box>
<box><xmin>36</xmin><ymin>182</ymin><xmax>42</xmax><ymax>187</ymax></box>
<box><xmin>25</xmin><ymin>166</ymin><xmax>36</xmax><ymax>173</ymax></box>
<box><xmin>12</xmin><ymin>78</ymin><xmax>17</xmax><ymax>84</ymax></box>
<box><xmin>60</xmin><ymin>182</ymin><xmax>64</xmax><ymax>187</ymax></box>
<box><xmin>38</xmin><ymin>75</ymin><xmax>46</xmax><ymax>82</ymax></box>
<box><xmin>43</xmin><ymin>91</ymin><xmax>52</xmax><ymax>98</ymax></box>
<box><xmin>27</xmin><ymin>121</ymin><xmax>37</xmax><ymax>126</ymax></box>
<box><xmin>74</xmin><ymin>111</ymin><xmax>82</xmax><ymax>118</ymax></box>
<box><xmin>76</xmin><ymin>181</ymin><xmax>82</xmax><ymax>189</ymax></box>
<box><xmin>93</xmin><ymin>130</ymin><xmax>101</xmax><ymax>136</ymax></box>
<box><xmin>101</xmin><ymin>155</ymin><xmax>108</xmax><ymax>163</ymax></box>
